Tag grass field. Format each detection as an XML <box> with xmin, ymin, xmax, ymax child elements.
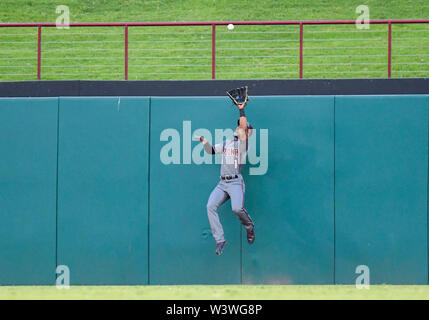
<box><xmin>0</xmin><ymin>0</ymin><xmax>428</xmax><ymax>81</ymax></box>
<box><xmin>2</xmin><ymin>285</ymin><xmax>429</xmax><ymax>300</ymax></box>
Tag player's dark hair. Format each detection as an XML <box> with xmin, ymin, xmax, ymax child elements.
<box><xmin>237</xmin><ymin>119</ymin><xmax>253</xmax><ymax>130</ymax></box>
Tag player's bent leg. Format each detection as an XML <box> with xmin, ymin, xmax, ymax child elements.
<box><xmin>231</xmin><ymin>205</ymin><xmax>253</xmax><ymax>228</ymax></box>
<box><xmin>228</xmin><ymin>180</ymin><xmax>256</xmax><ymax>244</ymax></box>
<box><xmin>231</xmin><ymin>205</ymin><xmax>255</xmax><ymax>243</ymax></box>
<box><xmin>207</xmin><ymin>185</ymin><xmax>229</xmax><ymax>246</ymax></box>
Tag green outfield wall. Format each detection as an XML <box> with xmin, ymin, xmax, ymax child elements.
<box><xmin>0</xmin><ymin>95</ymin><xmax>428</xmax><ymax>285</ymax></box>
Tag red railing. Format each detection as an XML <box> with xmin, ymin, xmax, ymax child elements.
<box><xmin>1</xmin><ymin>19</ymin><xmax>429</xmax><ymax>80</ymax></box>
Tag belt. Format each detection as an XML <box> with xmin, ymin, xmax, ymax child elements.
<box><xmin>220</xmin><ymin>175</ymin><xmax>239</xmax><ymax>180</ymax></box>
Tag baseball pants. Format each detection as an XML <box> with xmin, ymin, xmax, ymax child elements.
<box><xmin>206</xmin><ymin>175</ymin><xmax>254</xmax><ymax>243</ymax></box>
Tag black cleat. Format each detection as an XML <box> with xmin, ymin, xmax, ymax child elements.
<box><xmin>247</xmin><ymin>228</ymin><xmax>255</xmax><ymax>244</ymax></box>
<box><xmin>216</xmin><ymin>241</ymin><xmax>227</xmax><ymax>255</ymax></box>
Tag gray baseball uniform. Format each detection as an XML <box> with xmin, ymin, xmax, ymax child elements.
<box><xmin>206</xmin><ymin>137</ymin><xmax>254</xmax><ymax>243</ymax></box>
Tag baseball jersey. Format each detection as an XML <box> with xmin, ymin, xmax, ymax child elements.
<box><xmin>213</xmin><ymin>138</ymin><xmax>248</xmax><ymax>176</ymax></box>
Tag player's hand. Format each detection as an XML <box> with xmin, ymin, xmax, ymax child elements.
<box><xmin>193</xmin><ymin>135</ymin><xmax>207</xmax><ymax>144</ymax></box>
<box><xmin>237</xmin><ymin>101</ymin><xmax>247</xmax><ymax>109</ymax></box>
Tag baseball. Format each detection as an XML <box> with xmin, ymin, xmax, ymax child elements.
<box><xmin>227</xmin><ymin>23</ymin><xmax>234</xmax><ymax>30</ymax></box>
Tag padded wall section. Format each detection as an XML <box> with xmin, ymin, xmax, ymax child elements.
<box><xmin>335</xmin><ymin>95</ymin><xmax>429</xmax><ymax>284</ymax></box>
<box><xmin>57</xmin><ymin>97</ymin><xmax>149</xmax><ymax>285</ymax></box>
<box><xmin>242</xmin><ymin>96</ymin><xmax>335</xmax><ymax>284</ymax></box>
<box><xmin>149</xmin><ymin>97</ymin><xmax>242</xmax><ymax>284</ymax></box>
<box><xmin>0</xmin><ymin>98</ymin><xmax>58</xmax><ymax>285</ymax></box>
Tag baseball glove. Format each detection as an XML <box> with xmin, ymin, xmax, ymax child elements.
<box><xmin>227</xmin><ymin>86</ymin><xmax>249</xmax><ymax>106</ymax></box>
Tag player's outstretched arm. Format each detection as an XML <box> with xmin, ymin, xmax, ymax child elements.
<box><xmin>193</xmin><ymin>135</ymin><xmax>215</xmax><ymax>154</ymax></box>
<box><xmin>236</xmin><ymin>102</ymin><xmax>248</xmax><ymax>141</ymax></box>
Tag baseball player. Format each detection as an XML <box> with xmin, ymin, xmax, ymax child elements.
<box><xmin>194</xmin><ymin>101</ymin><xmax>255</xmax><ymax>255</ymax></box>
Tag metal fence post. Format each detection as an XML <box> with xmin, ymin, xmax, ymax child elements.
<box><xmin>37</xmin><ymin>25</ymin><xmax>42</xmax><ymax>80</ymax></box>
<box><xmin>212</xmin><ymin>24</ymin><xmax>216</xmax><ymax>79</ymax></box>
<box><xmin>299</xmin><ymin>23</ymin><xmax>303</xmax><ymax>79</ymax></box>
<box><xmin>388</xmin><ymin>21</ymin><xmax>392</xmax><ymax>78</ymax></box>
<box><xmin>125</xmin><ymin>25</ymin><xmax>128</xmax><ymax>80</ymax></box>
